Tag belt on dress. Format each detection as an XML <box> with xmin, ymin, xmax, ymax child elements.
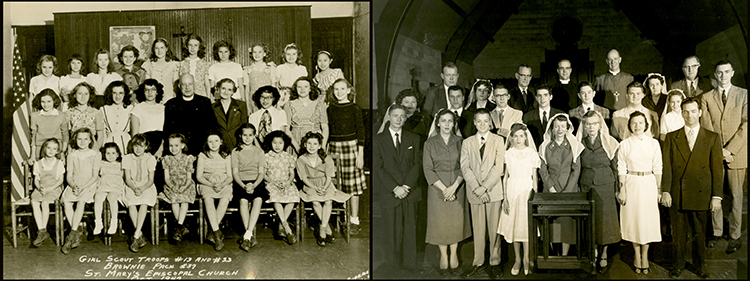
<box><xmin>627</xmin><ymin>171</ymin><xmax>652</xmax><ymax>176</ymax></box>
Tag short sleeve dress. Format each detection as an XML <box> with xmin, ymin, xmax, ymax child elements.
<box><xmin>179</xmin><ymin>57</ymin><xmax>211</xmax><ymax>99</ymax></box>
<box><xmin>617</xmin><ymin>135</ymin><xmax>662</xmax><ymax>245</ymax></box>
<box><xmin>61</xmin><ymin>149</ymin><xmax>100</xmax><ymax>203</ymax></box>
<box><xmin>231</xmin><ymin>146</ymin><xmax>269</xmax><ymax>202</ymax></box>
<box><xmin>97</xmin><ymin>161</ymin><xmax>125</xmax><ymax>196</ymax></box>
<box><xmin>244</xmin><ymin>62</ymin><xmax>275</xmax><ymax>112</ymax></box>
<box><xmin>122</xmin><ymin>153</ymin><xmax>158</xmax><ymax>207</ymax></box>
<box><xmin>197</xmin><ymin>152</ymin><xmax>233</xmax><ymax>200</ymax></box>
<box><xmin>264</xmin><ymin>151</ymin><xmax>299</xmax><ymax>203</ymax></box>
<box><xmin>275</xmin><ymin>64</ymin><xmax>308</xmax><ymax>88</ymax></box>
<box><xmin>142</xmin><ymin>60</ymin><xmax>180</xmax><ymax>103</ymax></box>
<box><xmin>31</xmin><ymin>158</ymin><xmax>65</xmax><ymax>202</ymax></box>
<box><xmin>313</xmin><ymin>68</ymin><xmax>344</xmax><ymax>95</ymax></box>
<box><xmin>285</xmin><ymin>98</ymin><xmax>328</xmax><ymax>145</ymax></box>
<box><xmin>67</xmin><ymin>106</ymin><xmax>104</xmax><ymax>136</ymax></box>
<box><xmin>208</xmin><ymin>61</ymin><xmax>244</xmax><ymax>100</ymax></box>
<box><xmin>498</xmin><ymin>146</ymin><xmax>541</xmax><ymax>243</ymax></box>
<box><xmin>100</xmin><ymin>104</ymin><xmax>133</xmax><ymax>152</ymax></box>
<box><xmin>160</xmin><ymin>153</ymin><xmax>196</xmax><ymax>204</ymax></box>
<box><xmin>297</xmin><ymin>155</ymin><xmax>351</xmax><ymax>203</ymax></box>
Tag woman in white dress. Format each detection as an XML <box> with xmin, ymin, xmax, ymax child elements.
<box><xmin>59</xmin><ymin>54</ymin><xmax>88</xmax><ymax>111</ymax></box>
<box><xmin>658</xmin><ymin>89</ymin><xmax>686</xmax><ymax>141</ymax></box>
<box><xmin>616</xmin><ymin>111</ymin><xmax>662</xmax><ymax>275</ymax></box>
<box><xmin>130</xmin><ymin>79</ymin><xmax>165</xmax><ymax>158</ymax></box>
<box><xmin>86</xmin><ymin>49</ymin><xmax>123</xmax><ymax>108</ymax></box>
<box><xmin>142</xmin><ymin>38</ymin><xmax>180</xmax><ymax>104</ymax></box>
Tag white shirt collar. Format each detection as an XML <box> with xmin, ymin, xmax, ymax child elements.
<box><xmin>560</xmin><ymin>79</ymin><xmax>570</xmax><ymax>84</ymax></box>
<box><xmin>519</xmin><ymin>86</ymin><xmax>528</xmax><ymax>92</ymax></box>
<box><xmin>477</xmin><ymin>131</ymin><xmax>490</xmax><ymax>144</ymax></box>
<box><xmin>450</xmin><ymin>107</ymin><xmax>463</xmax><ymax>116</ymax></box>
<box><xmin>39</xmin><ymin>108</ymin><xmax>60</xmax><ymax>116</ymax></box>
<box><xmin>495</xmin><ymin>105</ymin><xmax>508</xmax><ymax>112</ymax></box>
<box><xmin>609</xmin><ymin>70</ymin><xmax>620</xmax><ymax>76</ymax></box>
<box><xmin>388</xmin><ymin>127</ymin><xmax>402</xmax><ymax>138</ymax></box>
<box><xmin>182</xmin><ymin>94</ymin><xmax>194</xmax><ymax>101</ymax></box>
<box><xmin>718</xmin><ymin>84</ymin><xmax>732</xmax><ymax>94</ymax></box>
<box><xmin>685</xmin><ymin>123</ymin><xmax>700</xmax><ymax>133</ymax></box>
<box><xmin>539</xmin><ymin>107</ymin><xmax>550</xmax><ymax>120</ymax></box>
<box><xmin>582</xmin><ymin>103</ymin><xmax>595</xmax><ymax>111</ymax></box>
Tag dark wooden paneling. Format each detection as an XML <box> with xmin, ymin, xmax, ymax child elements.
<box><xmin>312</xmin><ymin>17</ymin><xmax>354</xmax><ymax>83</ymax></box>
<box><xmin>54</xmin><ymin>6</ymin><xmax>312</xmax><ymax>76</ymax></box>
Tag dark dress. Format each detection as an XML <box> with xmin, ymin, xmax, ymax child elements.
<box><xmin>539</xmin><ymin>138</ymin><xmax>580</xmax><ymax>244</ymax></box>
<box><xmin>402</xmin><ymin>111</ymin><xmax>429</xmax><ymax>144</ymax></box>
<box><xmin>579</xmin><ymin>135</ymin><xmax>621</xmax><ymax>245</ymax></box>
<box><xmin>422</xmin><ymin>134</ymin><xmax>472</xmax><ymax>245</ymax></box>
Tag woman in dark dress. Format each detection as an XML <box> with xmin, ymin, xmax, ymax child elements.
<box><xmin>376</xmin><ymin>89</ymin><xmax>429</xmax><ymax>143</ymax></box>
<box><xmin>464</xmin><ymin>79</ymin><xmax>496</xmax><ymax>112</ymax></box>
<box><xmin>576</xmin><ymin>110</ymin><xmax>621</xmax><ymax>274</ymax></box>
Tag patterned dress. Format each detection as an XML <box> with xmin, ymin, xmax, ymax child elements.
<box><xmin>297</xmin><ymin>155</ymin><xmax>351</xmax><ymax>203</ymax></box>
<box><xmin>67</xmin><ymin>106</ymin><xmax>103</xmax><ymax>135</ymax></box>
<box><xmin>61</xmin><ymin>149</ymin><xmax>100</xmax><ymax>203</ymax></box>
<box><xmin>264</xmin><ymin>151</ymin><xmax>299</xmax><ymax>203</ymax></box>
<box><xmin>179</xmin><ymin>57</ymin><xmax>211</xmax><ymax>99</ymax></box>
<box><xmin>142</xmin><ymin>60</ymin><xmax>180</xmax><ymax>103</ymax></box>
<box><xmin>313</xmin><ymin>68</ymin><xmax>344</xmax><ymax>95</ymax></box>
<box><xmin>285</xmin><ymin>98</ymin><xmax>328</xmax><ymax>146</ymax></box>
<box><xmin>31</xmin><ymin>158</ymin><xmax>65</xmax><ymax>202</ymax></box>
<box><xmin>197</xmin><ymin>152</ymin><xmax>233</xmax><ymax>199</ymax></box>
<box><xmin>98</xmin><ymin>161</ymin><xmax>125</xmax><ymax>195</ymax></box>
<box><xmin>244</xmin><ymin>62</ymin><xmax>274</xmax><ymax>113</ymax></box>
<box><xmin>122</xmin><ymin>153</ymin><xmax>157</xmax><ymax>207</ymax></box>
<box><xmin>160</xmin><ymin>154</ymin><xmax>196</xmax><ymax>203</ymax></box>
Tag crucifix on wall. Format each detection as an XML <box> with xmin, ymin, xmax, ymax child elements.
<box><xmin>172</xmin><ymin>25</ymin><xmax>191</xmax><ymax>57</ymax></box>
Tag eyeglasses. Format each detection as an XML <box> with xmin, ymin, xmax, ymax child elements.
<box><xmin>260</xmin><ymin>95</ymin><xmax>275</xmax><ymax>100</ymax></box>
<box><xmin>494</xmin><ymin>94</ymin><xmax>510</xmax><ymax>98</ymax></box>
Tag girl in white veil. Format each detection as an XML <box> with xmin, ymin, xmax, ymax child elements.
<box><xmin>498</xmin><ymin>123</ymin><xmax>539</xmax><ymax>275</ymax></box>
<box><xmin>465</xmin><ymin>79</ymin><xmax>495</xmax><ymax>111</ymax></box>
<box><xmin>658</xmin><ymin>89</ymin><xmax>686</xmax><ymax>141</ymax></box>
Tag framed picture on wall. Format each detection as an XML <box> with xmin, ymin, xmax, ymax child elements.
<box><xmin>109</xmin><ymin>26</ymin><xmax>155</xmax><ymax>62</ymax></box>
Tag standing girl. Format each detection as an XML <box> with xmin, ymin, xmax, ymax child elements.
<box><xmin>30</xmin><ymin>138</ymin><xmax>65</xmax><ymax>247</ymax></box>
<box><xmin>86</xmin><ymin>49</ymin><xmax>123</xmax><ymax>108</ymax></box>
<box><xmin>277</xmin><ymin>86</ymin><xmax>292</xmax><ymax>110</ymax></box>
<box><xmin>29</xmin><ymin>55</ymin><xmax>61</xmax><ymax>99</ymax></box>
<box><xmin>231</xmin><ymin>124</ymin><xmax>268</xmax><ymax>251</ymax></box>
<box><xmin>286</xmin><ymin>76</ymin><xmax>328</xmax><ymax>151</ymax></box>
<box><xmin>100</xmin><ymin>81</ymin><xmax>133</xmax><ymax>153</ymax></box>
<box><xmin>29</xmin><ymin>89</ymin><xmax>68</xmax><ymax>162</ymax></box>
<box><xmin>179</xmin><ymin>34</ymin><xmax>211</xmax><ymax>101</ymax></box>
<box><xmin>94</xmin><ymin>142</ymin><xmax>125</xmax><ymax>236</ymax></box>
<box><xmin>263</xmin><ymin>130</ymin><xmax>298</xmax><ymax>245</ymax></box>
<box><xmin>59</xmin><ymin>54</ymin><xmax>87</xmax><ymax>110</ymax></box>
<box><xmin>160</xmin><ymin>133</ymin><xmax>196</xmax><ymax>242</ymax></box>
<box><xmin>298</xmin><ymin>132</ymin><xmax>351</xmax><ymax>247</ymax></box>
<box><xmin>326</xmin><ymin>78</ymin><xmax>366</xmax><ymax>235</ymax></box>
<box><xmin>312</xmin><ymin>50</ymin><xmax>344</xmax><ymax>97</ymax></box>
<box><xmin>142</xmin><ymin>38</ymin><xmax>180</xmax><ymax>103</ymax></box>
<box><xmin>196</xmin><ymin>132</ymin><xmax>233</xmax><ymax>251</ymax></box>
<box><xmin>243</xmin><ymin>43</ymin><xmax>276</xmax><ymax>113</ymax></box>
<box><xmin>114</xmin><ymin>45</ymin><xmax>147</xmax><ymax>85</ymax></box>
<box><xmin>122</xmin><ymin>134</ymin><xmax>158</xmax><ymax>253</ymax></box>
<box><xmin>498</xmin><ymin>123</ymin><xmax>540</xmax><ymax>276</ymax></box>
<box><xmin>208</xmin><ymin>40</ymin><xmax>244</xmax><ymax>102</ymax></box>
<box><xmin>66</xmin><ymin>82</ymin><xmax>105</xmax><ymax>151</ymax></box>
<box><xmin>130</xmin><ymin>79</ymin><xmax>165</xmax><ymax>157</ymax></box>
<box><xmin>61</xmin><ymin>128</ymin><xmax>101</xmax><ymax>254</ymax></box>
<box><xmin>275</xmin><ymin>43</ymin><xmax>308</xmax><ymax>88</ymax></box>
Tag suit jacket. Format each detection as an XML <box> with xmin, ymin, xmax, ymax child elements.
<box><xmin>509</xmin><ymin>86</ymin><xmax>537</xmax><ymax>114</ymax></box>
<box><xmin>465</xmin><ymin>100</ymin><xmax>497</xmax><ymax>113</ymax></box>
<box><xmin>213</xmin><ymin>98</ymin><xmax>248</xmax><ymax>149</ymax></box>
<box><xmin>422</xmin><ymin>85</ymin><xmax>449</xmax><ymax>119</ymax></box>
<box><xmin>671</xmin><ymin>76</ymin><xmax>712</xmax><ymax>98</ymax></box>
<box><xmin>641</xmin><ymin>94</ymin><xmax>668</xmax><ymax>118</ymax></box>
<box><xmin>490</xmin><ymin>107</ymin><xmax>523</xmax><ymax>138</ymax></box>
<box><xmin>662</xmin><ymin>127</ymin><xmax>723</xmax><ymax>210</ymax></box>
<box><xmin>459</xmin><ymin>110</ymin><xmax>476</xmax><ymax>139</ymax></box>
<box><xmin>163</xmin><ymin>94</ymin><xmax>216</xmax><ymax>155</ymax></box>
<box><xmin>373</xmin><ymin>130</ymin><xmax>423</xmax><ymax>209</ymax></box>
<box><xmin>700</xmin><ymin>86</ymin><xmax>748</xmax><ymax>169</ymax></box>
<box><xmin>460</xmin><ymin>132</ymin><xmax>505</xmax><ymax>204</ymax></box>
<box><xmin>550</xmin><ymin>80</ymin><xmax>580</xmax><ymax>113</ymax></box>
<box><xmin>569</xmin><ymin>104</ymin><xmax>611</xmax><ymax>134</ymax></box>
<box><xmin>523</xmin><ymin>107</ymin><xmax>564</xmax><ymax>147</ymax></box>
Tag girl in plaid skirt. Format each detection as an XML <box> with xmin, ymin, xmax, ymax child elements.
<box><xmin>326</xmin><ymin>78</ymin><xmax>366</xmax><ymax>235</ymax></box>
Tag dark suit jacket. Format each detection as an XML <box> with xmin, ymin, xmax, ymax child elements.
<box><xmin>641</xmin><ymin>94</ymin><xmax>668</xmax><ymax>117</ymax></box>
<box><xmin>458</xmin><ymin>110</ymin><xmax>477</xmax><ymax>139</ymax></box>
<box><xmin>550</xmin><ymin>81</ymin><xmax>579</xmax><ymax>113</ymax></box>
<box><xmin>465</xmin><ymin>100</ymin><xmax>497</xmax><ymax>113</ymax></box>
<box><xmin>373</xmin><ymin>130</ymin><xmax>423</xmax><ymax>209</ymax></box>
<box><xmin>422</xmin><ymin>85</ymin><xmax>448</xmax><ymax>119</ymax></box>
<box><xmin>163</xmin><ymin>94</ymin><xmax>216</xmax><ymax>156</ymax></box>
<box><xmin>509</xmin><ymin>86</ymin><xmax>537</xmax><ymax>114</ymax></box>
<box><xmin>523</xmin><ymin>107</ymin><xmax>564</xmax><ymax>147</ymax></box>
<box><xmin>661</xmin><ymin>127</ymin><xmax>723</xmax><ymax>211</ymax></box>
<box><xmin>670</xmin><ymin>76</ymin><xmax>712</xmax><ymax>98</ymax></box>
<box><xmin>213</xmin><ymin>98</ymin><xmax>248</xmax><ymax>150</ymax></box>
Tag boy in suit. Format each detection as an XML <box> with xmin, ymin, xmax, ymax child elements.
<box><xmin>523</xmin><ymin>84</ymin><xmax>564</xmax><ymax>148</ymax></box>
<box><xmin>373</xmin><ymin>104</ymin><xmax>424</xmax><ymax>274</ymax></box>
<box><xmin>490</xmin><ymin>84</ymin><xmax>523</xmax><ymax>138</ymax></box>
<box><xmin>460</xmin><ymin>108</ymin><xmax>506</xmax><ymax>279</ymax></box>
<box><xmin>661</xmin><ymin>98</ymin><xmax>723</xmax><ymax>278</ymax></box>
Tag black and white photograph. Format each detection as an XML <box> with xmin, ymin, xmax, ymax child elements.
<box><xmin>3</xmin><ymin>2</ymin><xmax>370</xmax><ymax>279</ymax></box>
<box><xmin>372</xmin><ymin>0</ymin><xmax>746</xmax><ymax>279</ymax></box>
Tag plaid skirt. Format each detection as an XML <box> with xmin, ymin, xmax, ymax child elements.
<box><xmin>327</xmin><ymin>140</ymin><xmax>367</xmax><ymax>195</ymax></box>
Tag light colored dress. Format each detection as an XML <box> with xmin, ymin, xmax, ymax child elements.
<box><xmin>100</xmin><ymin>104</ymin><xmax>133</xmax><ymax>152</ymax></box>
<box><xmin>264</xmin><ymin>151</ymin><xmax>299</xmax><ymax>203</ymax></box>
<box><xmin>208</xmin><ymin>61</ymin><xmax>243</xmax><ymax>100</ymax></box>
<box><xmin>313</xmin><ymin>68</ymin><xmax>344</xmax><ymax>95</ymax></box>
<box><xmin>617</xmin><ymin>134</ymin><xmax>662</xmax><ymax>244</ymax></box>
<box><xmin>29</xmin><ymin>75</ymin><xmax>61</xmax><ymax>97</ymax></box>
<box><xmin>86</xmin><ymin>72</ymin><xmax>123</xmax><ymax>96</ymax></box>
<box><xmin>244</xmin><ymin>62</ymin><xmax>275</xmax><ymax>113</ymax></box>
<box><xmin>130</xmin><ymin>102</ymin><xmax>164</xmax><ymax>134</ymax></box>
<box><xmin>498</xmin><ymin>146</ymin><xmax>540</xmax><ymax>243</ymax></box>
<box><xmin>31</xmin><ymin>158</ymin><xmax>65</xmax><ymax>202</ymax></box>
<box><xmin>275</xmin><ymin>64</ymin><xmax>308</xmax><ymax>88</ymax></box>
<box><xmin>122</xmin><ymin>153</ymin><xmax>158</xmax><ymax>207</ymax></box>
<box><xmin>160</xmin><ymin>154</ymin><xmax>196</xmax><ymax>203</ymax></box>
<box><xmin>98</xmin><ymin>161</ymin><xmax>125</xmax><ymax>195</ymax></box>
<box><xmin>61</xmin><ymin>149</ymin><xmax>100</xmax><ymax>203</ymax></box>
<box><xmin>285</xmin><ymin>98</ymin><xmax>328</xmax><ymax>145</ymax></box>
<box><xmin>297</xmin><ymin>154</ymin><xmax>351</xmax><ymax>203</ymax></box>
<box><xmin>142</xmin><ymin>60</ymin><xmax>180</xmax><ymax>103</ymax></box>
<box><xmin>67</xmin><ymin>106</ymin><xmax>104</xmax><ymax>134</ymax></box>
<box><xmin>660</xmin><ymin>111</ymin><xmax>684</xmax><ymax>136</ymax></box>
<box><xmin>197</xmin><ymin>152</ymin><xmax>233</xmax><ymax>199</ymax></box>
<box><xmin>59</xmin><ymin>74</ymin><xmax>86</xmax><ymax>97</ymax></box>
<box><xmin>179</xmin><ymin>57</ymin><xmax>211</xmax><ymax>99</ymax></box>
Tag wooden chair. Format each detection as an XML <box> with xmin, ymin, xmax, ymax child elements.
<box><xmin>9</xmin><ymin>164</ymin><xmax>63</xmax><ymax>248</ymax></box>
<box><xmin>153</xmin><ymin>193</ymin><xmax>204</xmax><ymax>245</ymax></box>
<box><xmin>299</xmin><ymin>160</ymin><xmax>351</xmax><ymax>243</ymax></box>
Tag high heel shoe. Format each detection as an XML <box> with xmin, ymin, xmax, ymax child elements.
<box><xmin>523</xmin><ymin>259</ymin><xmax>530</xmax><ymax>275</ymax></box>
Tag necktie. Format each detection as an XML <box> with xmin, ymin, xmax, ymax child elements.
<box><xmin>498</xmin><ymin>109</ymin><xmax>504</xmax><ymax>127</ymax></box>
<box><xmin>691</xmin><ymin>82</ymin><xmax>697</xmax><ymax>96</ymax></box>
<box><xmin>722</xmin><ymin>89</ymin><xmax>727</xmax><ymax>106</ymax></box>
<box><xmin>542</xmin><ymin>111</ymin><xmax>548</xmax><ymax>129</ymax></box>
<box><xmin>259</xmin><ymin>110</ymin><xmax>271</xmax><ymax>140</ymax></box>
<box><xmin>522</xmin><ymin>89</ymin><xmax>528</xmax><ymax>105</ymax></box>
<box><xmin>687</xmin><ymin>128</ymin><xmax>696</xmax><ymax>151</ymax></box>
<box><xmin>394</xmin><ymin>132</ymin><xmax>401</xmax><ymax>151</ymax></box>
<box><xmin>454</xmin><ymin>110</ymin><xmax>459</xmax><ymax>117</ymax></box>
<box><xmin>479</xmin><ymin>136</ymin><xmax>486</xmax><ymax>160</ymax></box>
<box><xmin>687</xmin><ymin>81</ymin><xmax>693</xmax><ymax>97</ymax></box>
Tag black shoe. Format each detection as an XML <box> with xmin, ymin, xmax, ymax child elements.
<box><xmin>240</xmin><ymin>239</ymin><xmax>251</xmax><ymax>252</ymax></box>
<box><xmin>461</xmin><ymin>264</ymin><xmax>487</xmax><ymax>278</ymax></box>
<box><xmin>437</xmin><ymin>268</ymin><xmax>448</xmax><ymax>276</ymax></box>
<box><xmin>213</xmin><ymin>231</ymin><xmax>224</xmax><ymax>251</ymax></box>
<box><xmin>726</xmin><ymin>238</ymin><xmax>741</xmax><ymax>254</ymax></box>
<box><xmin>487</xmin><ymin>265</ymin><xmax>503</xmax><ymax>279</ymax></box>
<box><xmin>249</xmin><ymin>235</ymin><xmax>258</xmax><ymax>248</ymax></box>
<box><xmin>349</xmin><ymin>223</ymin><xmax>361</xmax><ymax>236</ymax></box>
<box><xmin>448</xmin><ymin>267</ymin><xmax>461</xmax><ymax>276</ymax></box>
<box><xmin>707</xmin><ymin>235</ymin><xmax>721</xmax><ymax>248</ymax></box>
<box><xmin>316</xmin><ymin>235</ymin><xmax>326</xmax><ymax>247</ymax></box>
<box><xmin>669</xmin><ymin>268</ymin><xmax>684</xmax><ymax>278</ymax></box>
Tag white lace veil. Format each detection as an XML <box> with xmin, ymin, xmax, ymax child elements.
<box><xmin>465</xmin><ymin>79</ymin><xmax>494</xmax><ymax>110</ymax></box>
<box><xmin>539</xmin><ymin>113</ymin><xmax>584</xmax><ymax>163</ymax></box>
<box><xmin>427</xmin><ymin>108</ymin><xmax>462</xmax><ymax>138</ymax></box>
<box><xmin>662</xmin><ymin>88</ymin><xmax>686</xmax><ymax>116</ymax></box>
<box><xmin>575</xmin><ymin>110</ymin><xmax>619</xmax><ymax>160</ymax></box>
<box><xmin>505</xmin><ymin>122</ymin><xmax>537</xmax><ymax>152</ymax></box>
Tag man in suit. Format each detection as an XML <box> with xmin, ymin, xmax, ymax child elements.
<box><xmin>661</xmin><ymin>97</ymin><xmax>723</xmax><ymax>279</ymax></box>
<box><xmin>372</xmin><ymin>104</ymin><xmax>424</xmax><ymax>273</ymax></box>
<box><xmin>445</xmin><ymin>85</ymin><xmax>475</xmax><ymax>138</ymax></box>
<box><xmin>509</xmin><ymin>64</ymin><xmax>537</xmax><ymax>114</ymax></box>
<box><xmin>700</xmin><ymin>60</ymin><xmax>747</xmax><ymax>254</ymax></box>
<box><xmin>550</xmin><ymin>59</ymin><xmax>580</xmax><ymax>112</ymax></box>
<box><xmin>163</xmin><ymin>73</ymin><xmax>217</xmax><ymax>156</ymax></box>
<box><xmin>609</xmin><ymin>81</ymin><xmax>660</xmax><ymax>141</ymax></box>
<box><xmin>523</xmin><ymin>84</ymin><xmax>564</xmax><ymax>148</ymax></box>
<box><xmin>595</xmin><ymin>49</ymin><xmax>634</xmax><ymax>111</ymax></box>
<box><xmin>422</xmin><ymin>62</ymin><xmax>459</xmax><ymax>119</ymax></box>
<box><xmin>490</xmin><ymin>84</ymin><xmax>523</xmax><ymax>138</ymax></box>
<box><xmin>569</xmin><ymin>81</ymin><xmax>610</xmax><ymax>132</ymax></box>
<box><xmin>671</xmin><ymin>56</ymin><xmax>713</xmax><ymax>98</ymax></box>
<box><xmin>460</xmin><ymin>108</ymin><xmax>506</xmax><ymax>279</ymax></box>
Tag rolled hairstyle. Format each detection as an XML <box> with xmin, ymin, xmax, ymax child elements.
<box><xmin>103</xmin><ymin>80</ymin><xmax>132</xmax><ymax>108</ymax></box>
<box><xmin>135</xmin><ymin>79</ymin><xmax>164</xmax><ymax>103</ymax></box>
<box><xmin>300</xmin><ymin>131</ymin><xmax>327</xmax><ymax>164</ymax></box>
<box><xmin>35</xmin><ymin>55</ymin><xmax>59</xmax><ymax>76</ymax></box>
<box><xmin>291</xmin><ymin>77</ymin><xmax>320</xmax><ymax>101</ymax></box>
<box><xmin>181</xmin><ymin>34</ymin><xmax>206</xmax><ymax>59</ymax></box>
<box><xmin>149</xmin><ymin>38</ymin><xmax>177</xmax><ymax>62</ymax></box>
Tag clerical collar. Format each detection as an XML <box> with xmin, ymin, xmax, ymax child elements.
<box><xmin>183</xmin><ymin>94</ymin><xmax>194</xmax><ymax>101</ymax></box>
<box><xmin>609</xmin><ymin>70</ymin><xmax>620</xmax><ymax>76</ymax></box>
<box><xmin>560</xmin><ymin>79</ymin><xmax>570</xmax><ymax>84</ymax></box>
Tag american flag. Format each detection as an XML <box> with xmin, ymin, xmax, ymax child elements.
<box><xmin>10</xmin><ymin>40</ymin><xmax>31</xmax><ymax>202</ymax></box>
